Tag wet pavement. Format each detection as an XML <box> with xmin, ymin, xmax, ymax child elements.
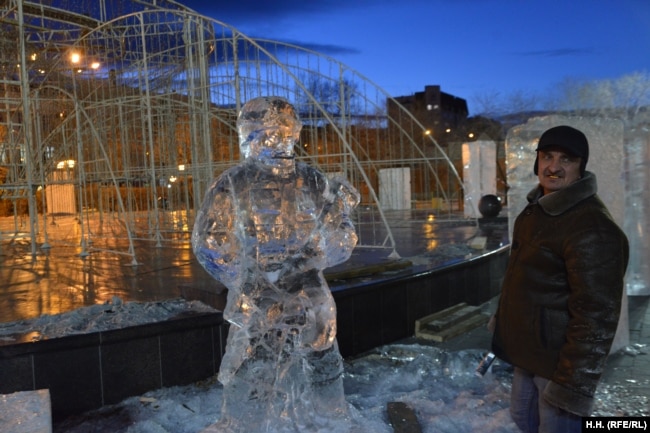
<box><xmin>0</xmin><ymin>210</ymin><xmax>507</xmax><ymax>324</ymax></box>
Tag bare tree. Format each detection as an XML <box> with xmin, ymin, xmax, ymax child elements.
<box><xmin>295</xmin><ymin>74</ymin><xmax>359</xmax><ymax>123</ymax></box>
<box><xmin>472</xmin><ymin>88</ymin><xmax>543</xmax><ymax>117</ymax></box>
<box><xmin>472</xmin><ymin>72</ymin><xmax>650</xmax><ymax>128</ymax></box>
<box><xmin>471</xmin><ymin>89</ymin><xmax>505</xmax><ymax>117</ymax></box>
<box><xmin>547</xmin><ymin>72</ymin><xmax>650</xmax><ymax>126</ymax></box>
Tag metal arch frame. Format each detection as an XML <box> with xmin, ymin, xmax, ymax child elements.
<box><xmin>1</xmin><ymin>1</ymin><xmax>475</xmax><ymax>263</ymax></box>
<box><xmin>28</xmin><ymin>84</ymin><xmax>140</xmax><ymax>263</ymax></box>
<box><xmin>239</xmin><ymin>37</ymin><xmax>470</xmax><ymax>217</ymax></box>
<box><xmin>248</xmin><ymin>37</ymin><xmax>468</xmax><ymax>200</ymax></box>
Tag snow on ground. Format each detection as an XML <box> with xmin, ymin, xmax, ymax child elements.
<box><xmin>51</xmin><ymin>339</ymin><xmax>647</xmax><ymax>433</ymax></box>
<box><xmin>0</xmin><ymin>297</ymin><xmax>216</xmax><ymax>342</ymax></box>
<box><xmin>52</xmin><ymin>338</ymin><xmax>648</xmax><ymax>433</ymax></box>
<box><xmin>1</xmin><ymin>299</ymin><xmax>646</xmax><ymax>432</ymax></box>
<box><xmin>54</xmin><ymin>343</ymin><xmax>518</xmax><ymax>433</ymax></box>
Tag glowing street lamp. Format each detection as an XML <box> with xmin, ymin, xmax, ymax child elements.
<box><xmin>56</xmin><ymin>159</ymin><xmax>76</xmax><ymax>169</ymax></box>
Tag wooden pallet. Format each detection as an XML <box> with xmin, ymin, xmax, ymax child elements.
<box><xmin>415</xmin><ymin>302</ymin><xmax>489</xmax><ymax>342</ymax></box>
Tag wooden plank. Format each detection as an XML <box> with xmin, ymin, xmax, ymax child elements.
<box><xmin>325</xmin><ymin>259</ymin><xmax>412</xmax><ymax>281</ymax></box>
<box><xmin>423</xmin><ymin>305</ymin><xmax>481</xmax><ymax>332</ymax></box>
<box><xmin>414</xmin><ymin>303</ymin><xmax>468</xmax><ymax>334</ymax></box>
<box><xmin>416</xmin><ymin>313</ymin><xmax>489</xmax><ymax>342</ymax></box>
<box><xmin>387</xmin><ymin>401</ymin><xmax>422</xmax><ymax>433</ymax></box>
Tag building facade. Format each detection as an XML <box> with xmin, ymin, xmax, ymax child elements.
<box><xmin>388</xmin><ymin>85</ymin><xmax>469</xmax><ymax>146</ymax></box>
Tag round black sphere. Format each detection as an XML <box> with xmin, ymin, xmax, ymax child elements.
<box><xmin>478</xmin><ymin>194</ymin><xmax>502</xmax><ymax>218</ymax></box>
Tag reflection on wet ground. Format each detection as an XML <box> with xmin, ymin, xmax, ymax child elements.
<box><xmin>0</xmin><ymin>238</ymin><xmax>214</xmax><ymax>323</ymax></box>
<box><xmin>0</xmin><ymin>211</ymin><xmax>509</xmax><ymax>323</ymax></box>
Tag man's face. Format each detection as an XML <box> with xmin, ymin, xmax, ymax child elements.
<box><xmin>537</xmin><ymin>148</ymin><xmax>582</xmax><ymax>195</ymax></box>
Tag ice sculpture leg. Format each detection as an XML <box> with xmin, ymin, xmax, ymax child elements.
<box><xmin>214</xmin><ymin>336</ymin><xmax>347</xmax><ymax>432</ymax></box>
<box><xmin>192</xmin><ymin>97</ymin><xmax>360</xmax><ymax>432</ymax></box>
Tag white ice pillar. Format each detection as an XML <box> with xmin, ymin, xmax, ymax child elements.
<box><xmin>462</xmin><ymin>138</ymin><xmax>497</xmax><ymax>218</ymax></box>
<box><xmin>623</xmin><ymin>127</ymin><xmax>650</xmax><ymax>296</ymax></box>
<box><xmin>379</xmin><ymin>167</ymin><xmax>411</xmax><ymax>210</ymax></box>
<box><xmin>46</xmin><ymin>170</ymin><xmax>76</xmax><ymax>215</ymax></box>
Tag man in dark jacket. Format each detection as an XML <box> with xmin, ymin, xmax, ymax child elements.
<box><xmin>491</xmin><ymin>125</ymin><xmax>629</xmax><ymax>433</ymax></box>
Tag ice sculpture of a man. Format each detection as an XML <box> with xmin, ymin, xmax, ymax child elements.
<box><xmin>192</xmin><ymin>96</ymin><xmax>360</xmax><ymax>432</ymax></box>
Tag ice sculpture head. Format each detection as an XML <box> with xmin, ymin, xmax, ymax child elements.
<box><xmin>237</xmin><ymin>96</ymin><xmax>302</xmax><ymax>162</ymax></box>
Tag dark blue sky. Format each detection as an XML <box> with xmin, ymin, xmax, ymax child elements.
<box><xmin>181</xmin><ymin>0</ymin><xmax>650</xmax><ymax>114</ymax></box>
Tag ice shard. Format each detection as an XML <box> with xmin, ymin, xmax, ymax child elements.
<box><xmin>623</xmin><ymin>125</ymin><xmax>650</xmax><ymax>296</ymax></box>
<box><xmin>461</xmin><ymin>138</ymin><xmax>498</xmax><ymax>218</ymax></box>
<box><xmin>192</xmin><ymin>96</ymin><xmax>360</xmax><ymax>432</ymax></box>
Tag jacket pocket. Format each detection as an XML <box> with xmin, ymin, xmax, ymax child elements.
<box><xmin>539</xmin><ymin>307</ymin><xmax>569</xmax><ymax>350</ymax></box>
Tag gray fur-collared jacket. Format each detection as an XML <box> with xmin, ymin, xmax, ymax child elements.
<box><xmin>491</xmin><ymin>171</ymin><xmax>629</xmax><ymax>416</ymax></box>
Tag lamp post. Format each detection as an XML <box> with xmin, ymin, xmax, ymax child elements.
<box><xmin>69</xmin><ymin>51</ymin><xmax>90</xmax><ymax>257</ymax></box>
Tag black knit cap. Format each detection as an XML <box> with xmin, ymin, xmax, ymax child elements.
<box><xmin>534</xmin><ymin>125</ymin><xmax>589</xmax><ymax>175</ymax></box>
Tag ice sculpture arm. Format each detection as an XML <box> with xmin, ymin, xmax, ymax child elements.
<box><xmin>191</xmin><ymin>173</ymin><xmax>242</xmax><ymax>291</ymax></box>
<box><xmin>321</xmin><ymin>175</ymin><xmax>360</xmax><ymax>267</ymax></box>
